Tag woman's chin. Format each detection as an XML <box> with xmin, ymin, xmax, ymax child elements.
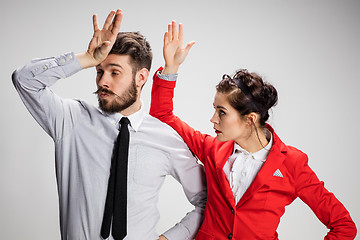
<box><xmin>216</xmin><ymin>134</ymin><xmax>228</xmax><ymax>142</ymax></box>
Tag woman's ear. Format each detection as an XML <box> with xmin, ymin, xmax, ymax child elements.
<box><xmin>247</xmin><ymin>112</ymin><xmax>258</xmax><ymax>126</ymax></box>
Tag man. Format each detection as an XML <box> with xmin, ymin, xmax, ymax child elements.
<box><xmin>12</xmin><ymin>9</ymin><xmax>206</xmax><ymax>240</ymax></box>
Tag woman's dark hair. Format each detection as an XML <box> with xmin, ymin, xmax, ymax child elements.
<box><xmin>216</xmin><ymin>69</ymin><xmax>278</xmax><ymax>126</ymax></box>
<box><xmin>109</xmin><ymin>32</ymin><xmax>152</xmax><ymax>75</ymax></box>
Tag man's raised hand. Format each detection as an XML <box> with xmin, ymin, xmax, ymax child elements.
<box><xmin>162</xmin><ymin>21</ymin><xmax>195</xmax><ymax>75</ymax></box>
<box><xmin>77</xmin><ymin>9</ymin><xmax>123</xmax><ymax>69</ymax></box>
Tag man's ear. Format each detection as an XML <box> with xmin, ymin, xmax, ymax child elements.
<box><xmin>135</xmin><ymin>68</ymin><xmax>149</xmax><ymax>89</ymax></box>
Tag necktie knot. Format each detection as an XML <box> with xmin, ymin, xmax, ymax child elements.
<box><xmin>120</xmin><ymin>117</ymin><xmax>130</xmax><ymax>126</ymax></box>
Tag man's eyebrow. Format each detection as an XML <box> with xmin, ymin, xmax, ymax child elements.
<box><xmin>96</xmin><ymin>63</ymin><xmax>124</xmax><ymax>69</ymax></box>
<box><xmin>108</xmin><ymin>63</ymin><xmax>124</xmax><ymax>69</ymax></box>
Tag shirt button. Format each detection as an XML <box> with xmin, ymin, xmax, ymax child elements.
<box><xmin>43</xmin><ymin>66</ymin><xmax>48</xmax><ymax>70</ymax></box>
<box><xmin>60</xmin><ymin>58</ymin><xmax>66</xmax><ymax>63</ymax></box>
<box><xmin>228</xmin><ymin>233</ymin><xmax>233</xmax><ymax>239</ymax></box>
<box><xmin>231</xmin><ymin>208</ymin><xmax>235</xmax><ymax>214</ymax></box>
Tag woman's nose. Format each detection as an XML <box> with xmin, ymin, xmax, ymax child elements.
<box><xmin>210</xmin><ymin>113</ymin><xmax>218</xmax><ymax>124</ymax></box>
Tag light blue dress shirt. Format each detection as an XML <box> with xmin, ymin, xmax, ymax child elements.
<box><xmin>12</xmin><ymin>53</ymin><xmax>207</xmax><ymax>240</ymax></box>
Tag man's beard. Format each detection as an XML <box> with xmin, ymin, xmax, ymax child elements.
<box><xmin>94</xmin><ymin>79</ymin><xmax>138</xmax><ymax>114</ymax></box>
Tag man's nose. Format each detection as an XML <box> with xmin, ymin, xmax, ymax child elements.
<box><xmin>98</xmin><ymin>73</ymin><xmax>110</xmax><ymax>88</ymax></box>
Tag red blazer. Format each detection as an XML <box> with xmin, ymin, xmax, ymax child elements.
<box><xmin>150</xmin><ymin>68</ymin><xmax>357</xmax><ymax>240</ymax></box>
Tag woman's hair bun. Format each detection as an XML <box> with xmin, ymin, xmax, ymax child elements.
<box><xmin>260</xmin><ymin>82</ymin><xmax>278</xmax><ymax>111</ymax></box>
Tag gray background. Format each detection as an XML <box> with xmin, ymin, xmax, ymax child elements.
<box><xmin>1</xmin><ymin>0</ymin><xmax>359</xmax><ymax>239</ymax></box>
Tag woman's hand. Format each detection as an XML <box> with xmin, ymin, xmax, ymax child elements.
<box><xmin>162</xmin><ymin>20</ymin><xmax>195</xmax><ymax>75</ymax></box>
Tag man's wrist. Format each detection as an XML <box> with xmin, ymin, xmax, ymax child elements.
<box><xmin>75</xmin><ymin>52</ymin><xmax>99</xmax><ymax>69</ymax></box>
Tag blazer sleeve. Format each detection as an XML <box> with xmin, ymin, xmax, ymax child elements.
<box><xmin>150</xmin><ymin>67</ymin><xmax>211</xmax><ymax>164</ymax></box>
<box><xmin>291</xmin><ymin>149</ymin><xmax>357</xmax><ymax>239</ymax></box>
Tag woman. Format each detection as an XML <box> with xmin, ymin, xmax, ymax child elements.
<box><xmin>150</xmin><ymin>21</ymin><xmax>357</xmax><ymax>239</ymax></box>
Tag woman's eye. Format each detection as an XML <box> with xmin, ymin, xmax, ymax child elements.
<box><xmin>219</xmin><ymin>110</ymin><xmax>225</xmax><ymax>116</ymax></box>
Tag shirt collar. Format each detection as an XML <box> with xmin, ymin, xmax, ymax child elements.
<box><xmin>233</xmin><ymin>130</ymin><xmax>273</xmax><ymax>162</ymax></box>
<box><xmin>102</xmin><ymin>100</ymin><xmax>145</xmax><ymax>132</ymax></box>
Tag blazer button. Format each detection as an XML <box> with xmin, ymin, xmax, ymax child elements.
<box><xmin>228</xmin><ymin>233</ymin><xmax>233</xmax><ymax>239</ymax></box>
<box><xmin>231</xmin><ymin>208</ymin><xmax>235</xmax><ymax>214</ymax></box>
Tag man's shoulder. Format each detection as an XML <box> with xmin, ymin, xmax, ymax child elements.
<box><xmin>141</xmin><ymin>113</ymin><xmax>187</xmax><ymax>142</ymax></box>
<box><xmin>65</xmin><ymin>99</ymin><xmax>107</xmax><ymax>121</ymax></box>
<box><xmin>72</xmin><ymin>98</ymin><xmax>97</xmax><ymax>109</ymax></box>
<box><xmin>142</xmin><ymin>113</ymin><xmax>176</xmax><ymax>131</ymax></box>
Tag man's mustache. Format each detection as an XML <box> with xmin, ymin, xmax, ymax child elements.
<box><xmin>94</xmin><ymin>87</ymin><xmax>116</xmax><ymax>96</ymax></box>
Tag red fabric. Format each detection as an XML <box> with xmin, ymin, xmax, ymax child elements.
<box><xmin>150</xmin><ymin>67</ymin><xmax>357</xmax><ymax>240</ymax></box>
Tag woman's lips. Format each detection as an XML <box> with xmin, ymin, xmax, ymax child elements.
<box><xmin>215</xmin><ymin>129</ymin><xmax>221</xmax><ymax>134</ymax></box>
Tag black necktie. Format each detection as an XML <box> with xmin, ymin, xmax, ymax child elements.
<box><xmin>101</xmin><ymin>117</ymin><xmax>130</xmax><ymax>240</ymax></box>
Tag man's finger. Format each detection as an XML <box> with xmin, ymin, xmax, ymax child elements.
<box><xmin>96</xmin><ymin>41</ymin><xmax>112</xmax><ymax>59</ymax></box>
<box><xmin>111</xmin><ymin>9</ymin><xmax>123</xmax><ymax>34</ymax></box>
<box><xmin>103</xmin><ymin>10</ymin><xmax>116</xmax><ymax>30</ymax></box>
<box><xmin>93</xmin><ymin>14</ymin><xmax>100</xmax><ymax>32</ymax></box>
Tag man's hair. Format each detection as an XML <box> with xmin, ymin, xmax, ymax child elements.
<box><xmin>109</xmin><ymin>32</ymin><xmax>152</xmax><ymax>74</ymax></box>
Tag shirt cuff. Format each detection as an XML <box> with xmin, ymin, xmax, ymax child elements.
<box><xmin>55</xmin><ymin>52</ymin><xmax>82</xmax><ymax>77</ymax></box>
<box><xmin>162</xmin><ymin>226</ymin><xmax>190</xmax><ymax>240</ymax></box>
<box><xmin>156</xmin><ymin>70</ymin><xmax>178</xmax><ymax>81</ymax></box>
<box><xmin>30</xmin><ymin>52</ymin><xmax>82</xmax><ymax>78</ymax></box>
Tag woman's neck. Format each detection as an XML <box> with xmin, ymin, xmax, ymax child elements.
<box><xmin>235</xmin><ymin>127</ymin><xmax>269</xmax><ymax>153</ymax></box>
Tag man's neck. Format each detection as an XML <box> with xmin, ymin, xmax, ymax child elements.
<box><xmin>120</xmin><ymin>99</ymin><xmax>142</xmax><ymax>116</ymax></box>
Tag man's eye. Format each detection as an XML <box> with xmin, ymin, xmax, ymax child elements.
<box><xmin>112</xmin><ymin>72</ymin><xmax>119</xmax><ymax>75</ymax></box>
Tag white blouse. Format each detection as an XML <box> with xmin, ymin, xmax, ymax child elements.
<box><xmin>223</xmin><ymin>131</ymin><xmax>273</xmax><ymax>204</ymax></box>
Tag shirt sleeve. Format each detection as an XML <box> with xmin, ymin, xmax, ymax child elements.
<box><xmin>154</xmin><ymin>69</ymin><xmax>208</xmax><ymax>239</ymax></box>
<box><xmin>293</xmin><ymin>152</ymin><xmax>357</xmax><ymax>239</ymax></box>
<box><xmin>162</xmin><ymin>138</ymin><xmax>207</xmax><ymax>240</ymax></box>
<box><xmin>12</xmin><ymin>52</ymin><xmax>83</xmax><ymax>141</ymax></box>
<box><xmin>150</xmin><ymin>67</ymin><xmax>211</xmax><ymax>164</ymax></box>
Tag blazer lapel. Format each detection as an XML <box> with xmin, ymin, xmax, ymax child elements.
<box><xmin>215</xmin><ymin>140</ymin><xmax>236</xmax><ymax>207</ymax></box>
<box><xmin>237</xmin><ymin>128</ymin><xmax>287</xmax><ymax>207</ymax></box>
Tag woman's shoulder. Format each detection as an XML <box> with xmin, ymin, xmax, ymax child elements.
<box><xmin>205</xmin><ymin>137</ymin><xmax>234</xmax><ymax>157</ymax></box>
<box><xmin>269</xmin><ymin>126</ymin><xmax>308</xmax><ymax>166</ymax></box>
<box><xmin>284</xmin><ymin>145</ymin><xmax>307</xmax><ymax>158</ymax></box>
